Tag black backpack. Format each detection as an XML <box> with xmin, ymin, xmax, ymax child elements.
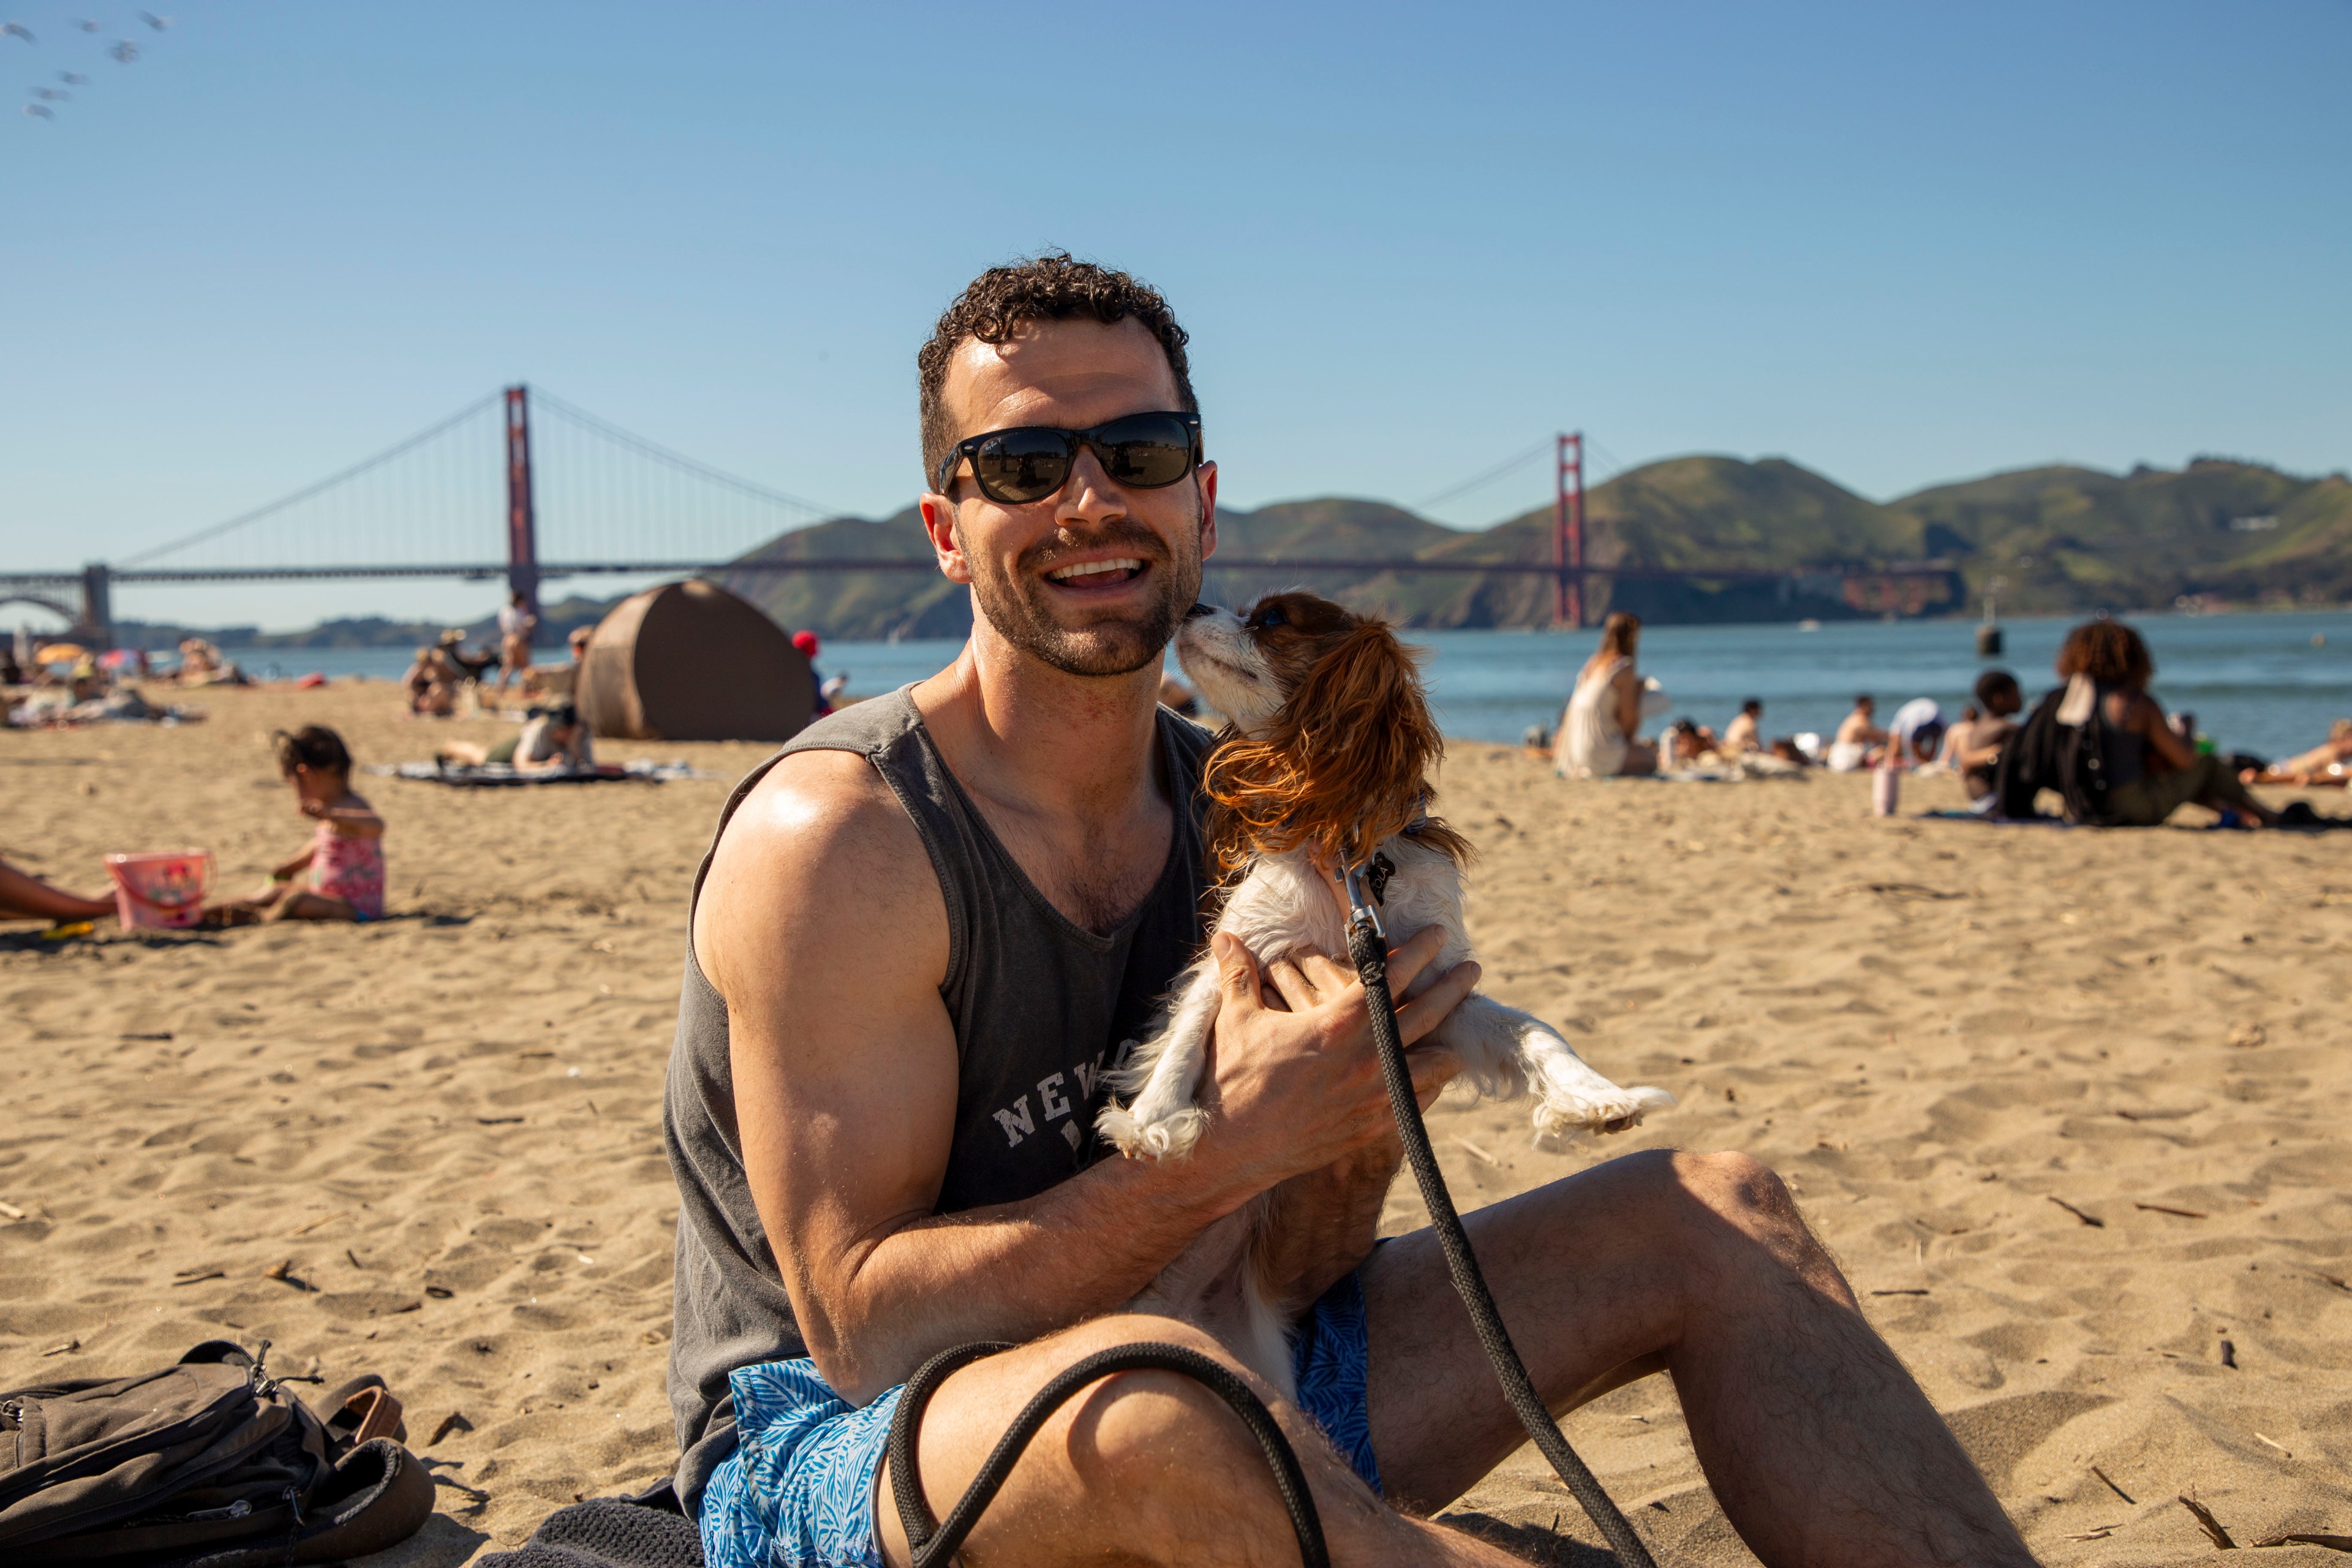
<box><xmin>0</xmin><ymin>1340</ymin><xmax>432</xmax><ymax>1567</ymax></box>
<box><xmin>1994</xmin><ymin>682</ymin><xmax>2118</xmax><ymax>825</ymax></box>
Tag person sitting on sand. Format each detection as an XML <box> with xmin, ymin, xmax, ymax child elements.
<box><xmin>0</xmin><ymin>856</ymin><xmax>116</xmax><ymax>924</ymax></box>
<box><xmin>1722</xmin><ymin>698</ymin><xmax>1764</xmax><ymax>754</ymax></box>
<box><xmin>1555</xmin><ymin>611</ymin><xmax>1660</xmax><ymax>778</ymax></box>
<box><xmin>1883</xmin><ymin>698</ymin><xmax>1945</xmax><ymax>770</ymax></box>
<box><xmin>669</xmin><ymin>257</ymin><xmax>2037</xmax><ymax>1568</ymax></box>
<box><xmin>402</xmin><ymin>645</ymin><xmax>458</xmax><ymax>717</ymax></box>
<box><xmin>792</xmin><ymin>630</ymin><xmax>838</xmax><ymax>718</ymax></box>
<box><xmin>437</xmin><ymin>703</ymin><xmax>597</xmax><ymax>774</ymax></box>
<box><xmin>2057</xmin><ymin>619</ymin><xmax>2279</xmax><ymax>828</ymax></box>
<box><xmin>206</xmin><ymin>726</ymin><xmax>385</xmax><ymax>924</ymax></box>
<box><xmin>2241</xmin><ymin>718</ymin><xmax>2352</xmax><ymax>788</ymax></box>
<box><xmin>1826</xmin><ymin>694</ymin><xmax>1887</xmax><ymax>771</ymax></box>
<box><xmin>496</xmin><ymin>591</ymin><xmax>538</xmax><ymax>691</ymax></box>
<box><xmin>1943</xmin><ymin>671</ymin><xmax>2024</xmax><ymax>801</ymax></box>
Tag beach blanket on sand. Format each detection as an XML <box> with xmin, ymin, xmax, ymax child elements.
<box><xmin>478</xmin><ymin>1493</ymin><xmax>704</xmax><ymax>1568</ymax></box>
<box><xmin>367</xmin><ymin>761</ymin><xmax>717</xmax><ymax>788</ymax></box>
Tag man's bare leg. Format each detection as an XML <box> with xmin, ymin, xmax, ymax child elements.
<box><xmin>1364</xmin><ymin>1149</ymin><xmax>2037</xmax><ymax>1568</ymax></box>
<box><xmin>877</xmin><ymin>1314</ymin><xmax>1528</xmax><ymax>1568</ymax></box>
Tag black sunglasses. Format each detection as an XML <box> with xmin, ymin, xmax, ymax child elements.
<box><xmin>935</xmin><ymin>411</ymin><xmax>1203</xmax><ymax>505</ymax></box>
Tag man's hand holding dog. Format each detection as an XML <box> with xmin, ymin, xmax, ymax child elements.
<box><xmin>1185</xmin><ymin>927</ymin><xmax>1475</xmax><ymax>1300</ymax></box>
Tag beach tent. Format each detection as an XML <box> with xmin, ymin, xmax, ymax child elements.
<box><xmin>576</xmin><ymin>579</ymin><xmax>816</xmax><ymax>742</ymax></box>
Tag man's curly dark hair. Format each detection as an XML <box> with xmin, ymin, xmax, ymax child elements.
<box><xmin>917</xmin><ymin>252</ymin><xmax>1197</xmax><ymax>491</ymax></box>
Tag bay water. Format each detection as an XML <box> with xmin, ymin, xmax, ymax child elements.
<box><xmin>224</xmin><ymin>610</ymin><xmax>2352</xmax><ymax>765</ymax></box>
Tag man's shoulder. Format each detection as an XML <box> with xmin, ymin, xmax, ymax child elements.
<box><xmin>696</xmin><ymin>745</ymin><xmax>944</xmax><ymax>988</ymax></box>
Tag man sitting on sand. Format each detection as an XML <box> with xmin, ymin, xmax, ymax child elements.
<box><xmin>668</xmin><ymin>255</ymin><xmax>2036</xmax><ymax>1568</ymax></box>
<box><xmin>1943</xmin><ymin>671</ymin><xmax>2024</xmax><ymax>801</ymax></box>
<box><xmin>1722</xmin><ymin>697</ymin><xmax>1764</xmax><ymax>754</ymax></box>
<box><xmin>1826</xmin><ymin>693</ymin><xmax>1887</xmax><ymax>771</ymax></box>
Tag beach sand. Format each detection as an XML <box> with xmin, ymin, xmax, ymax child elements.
<box><xmin>3</xmin><ymin>680</ymin><xmax>2346</xmax><ymax>1567</ymax></box>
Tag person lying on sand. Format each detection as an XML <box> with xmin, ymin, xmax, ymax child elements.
<box><xmin>668</xmin><ymin>257</ymin><xmax>2038</xmax><ymax>1568</ymax></box>
<box><xmin>437</xmin><ymin>704</ymin><xmax>596</xmax><ymax>774</ymax></box>
<box><xmin>2059</xmin><ymin>620</ymin><xmax>2279</xmax><ymax>828</ymax></box>
<box><xmin>2241</xmin><ymin>718</ymin><xmax>2352</xmax><ymax>788</ymax></box>
<box><xmin>0</xmin><ymin>857</ymin><xmax>115</xmax><ymax>923</ymax></box>
<box><xmin>1660</xmin><ymin>716</ymin><xmax>1721</xmax><ymax>769</ymax></box>
<box><xmin>1826</xmin><ymin>695</ymin><xmax>1887</xmax><ymax>771</ymax></box>
<box><xmin>205</xmin><ymin>726</ymin><xmax>386</xmax><ymax>924</ymax></box>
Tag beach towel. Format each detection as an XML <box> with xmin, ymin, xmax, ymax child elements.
<box><xmin>367</xmin><ymin>761</ymin><xmax>715</xmax><ymax>788</ymax></box>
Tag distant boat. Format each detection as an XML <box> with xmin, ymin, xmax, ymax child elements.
<box><xmin>1797</xmin><ymin>618</ymin><xmax>1822</xmax><ymax>632</ymax></box>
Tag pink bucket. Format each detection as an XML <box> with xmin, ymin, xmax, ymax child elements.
<box><xmin>105</xmin><ymin>850</ymin><xmax>213</xmax><ymax>929</ymax></box>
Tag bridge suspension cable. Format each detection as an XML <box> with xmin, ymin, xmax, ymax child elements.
<box><xmin>107</xmin><ymin>386</ymin><xmax>845</xmax><ymax>578</ymax></box>
<box><xmin>118</xmin><ymin>391</ymin><xmax>508</xmax><ymax>568</ymax></box>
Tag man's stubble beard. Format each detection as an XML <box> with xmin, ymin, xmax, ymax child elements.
<box><xmin>959</xmin><ymin>507</ymin><xmax>1205</xmax><ymax>679</ymax></box>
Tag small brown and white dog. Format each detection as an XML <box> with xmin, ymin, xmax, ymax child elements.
<box><xmin>1098</xmin><ymin>592</ymin><xmax>1673</xmax><ymax>1391</ymax></box>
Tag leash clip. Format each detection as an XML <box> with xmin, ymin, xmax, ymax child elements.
<box><xmin>1341</xmin><ymin>858</ymin><xmax>1385</xmax><ymax>940</ymax></box>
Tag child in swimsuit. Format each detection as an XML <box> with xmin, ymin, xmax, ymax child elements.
<box><xmin>205</xmin><ymin>725</ymin><xmax>386</xmax><ymax>924</ymax></box>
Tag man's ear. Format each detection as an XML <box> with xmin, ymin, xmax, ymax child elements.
<box><xmin>918</xmin><ymin>493</ymin><xmax>974</xmax><ymax>585</ymax></box>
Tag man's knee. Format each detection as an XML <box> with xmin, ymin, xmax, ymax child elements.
<box><xmin>1038</xmin><ymin>1315</ymin><xmax>1283</xmax><ymax>1489</ymax></box>
<box><xmin>1665</xmin><ymin>1149</ymin><xmax>1836</xmax><ymax>1274</ymax></box>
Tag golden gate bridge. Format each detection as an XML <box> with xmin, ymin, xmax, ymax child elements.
<box><xmin>4</xmin><ymin>386</ymin><xmax>1961</xmax><ymax>644</ymax></box>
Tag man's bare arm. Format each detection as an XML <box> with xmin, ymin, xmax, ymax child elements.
<box><xmin>700</xmin><ymin>752</ymin><xmax>1476</xmax><ymax>1404</ymax></box>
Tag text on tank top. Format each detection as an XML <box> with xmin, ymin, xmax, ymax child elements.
<box><xmin>660</xmin><ymin>687</ymin><xmax>1213</xmax><ymax>1507</ymax></box>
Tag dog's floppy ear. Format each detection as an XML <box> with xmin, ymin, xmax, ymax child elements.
<box><xmin>1202</xmin><ymin>613</ymin><xmax>1442</xmax><ymax>873</ymax></box>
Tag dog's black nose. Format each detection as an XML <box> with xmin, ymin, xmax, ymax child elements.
<box><xmin>1183</xmin><ymin>602</ymin><xmax>1215</xmax><ymax>620</ymax></box>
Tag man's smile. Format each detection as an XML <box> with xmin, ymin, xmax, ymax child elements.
<box><xmin>1041</xmin><ymin>556</ymin><xmax>1151</xmax><ymax>592</ymax></box>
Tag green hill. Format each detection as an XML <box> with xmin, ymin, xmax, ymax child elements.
<box><xmin>1888</xmin><ymin>458</ymin><xmax>2351</xmax><ymax>614</ymax></box>
<box><xmin>710</xmin><ymin>453</ymin><xmax>2352</xmax><ymax>638</ymax></box>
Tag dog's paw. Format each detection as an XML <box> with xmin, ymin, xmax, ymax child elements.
<box><xmin>1528</xmin><ymin>1082</ymin><xmax>1676</xmax><ymax>1144</ymax></box>
<box><xmin>1095</xmin><ymin>1101</ymin><xmax>1208</xmax><ymax>1160</ymax></box>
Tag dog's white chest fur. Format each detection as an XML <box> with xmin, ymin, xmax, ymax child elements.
<box><xmin>1096</xmin><ymin>835</ymin><xmax>1673</xmax><ymax>1393</ymax></box>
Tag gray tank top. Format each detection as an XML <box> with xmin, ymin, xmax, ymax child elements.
<box><xmin>662</xmin><ymin>686</ymin><xmax>1213</xmax><ymax>1508</ymax></box>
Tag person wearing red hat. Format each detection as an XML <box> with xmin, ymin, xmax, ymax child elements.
<box><xmin>791</xmin><ymin>631</ymin><xmax>833</xmax><ymax>717</ymax></box>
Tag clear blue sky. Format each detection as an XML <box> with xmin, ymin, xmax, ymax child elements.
<box><xmin>4</xmin><ymin>1</ymin><xmax>2347</xmax><ymax>630</ymax></box>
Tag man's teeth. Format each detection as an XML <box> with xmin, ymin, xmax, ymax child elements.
<box><xmin>1048</xmin><ymin>558</ymin><xmax>1144</xmax><ymax>582</ymax></box>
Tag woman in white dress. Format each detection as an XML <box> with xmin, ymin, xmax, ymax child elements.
<box><xmin>1555</xmin><ymin>611</ymin><xmax>1661</xmax><ymax>778</ymax></box>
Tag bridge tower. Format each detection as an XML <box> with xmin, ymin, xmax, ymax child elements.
<box><xmin>505</xmin><ymin>385</ymin><xmax>540</xmax><ymax>625</ymax></box>
<box><xmin>1553</xmin><ymin>432</ymin><xmax>1585</xmax><ymax>629</ymax></box>
<box><xmin>79</xmin><ymin>564</ymin><xmax>113</xmax><ymax>647</ymax></box>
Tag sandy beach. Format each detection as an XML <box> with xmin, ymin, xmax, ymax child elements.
<box><xmin>4</xmin><ymin>679</ymin><xmax>2346</xmax><ymax>1567</ymax></box>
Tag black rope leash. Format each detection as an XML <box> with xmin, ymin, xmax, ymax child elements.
<box><xmin>1340</xmin><ymin>858</ymin><xmax>1657</xmax><ymax>1568</ymax></box>
<box><xmin>887</xmin><ymin>1339</ymin><xmax>1330</xmax><ymax>1568</ymax></box>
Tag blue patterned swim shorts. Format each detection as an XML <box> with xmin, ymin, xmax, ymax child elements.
<box><xmin>698</xmin><ymin>1268</ymin><xmax>1380</xmax><ymax>1568</ymax></box>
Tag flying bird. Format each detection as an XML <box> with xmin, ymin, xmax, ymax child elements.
<box><xmin>107</xmin><ymin>38</ymin><xmax>135</xmax><ymax>61</ymax></box>
<box><xmin>32</xmin><ymin>85</ymin><xmax>65</xmax><ymax>99</ymax></box>
<box><xmin>2</xmin><ymin>21</ymin><xmax>32</xmax><ymax>42</ymax></box>
<box><xmin>23</xmin><ymin>100</ymin><xmax>51</xmax><ymax>116</ymax></box>
<box><xmin>74</xmin><ymin>18</ymin><xmax>100</xmax><ymax>31</ymax></box>
<box><xmin>138</xmin><ymin>10</ymin><xmax>168</xmax><ymax>28</ymax></box>
<box><xmin>58</xmin><ymin>71</ymin><xmax>86</xmax><ymax>83</ymax></box>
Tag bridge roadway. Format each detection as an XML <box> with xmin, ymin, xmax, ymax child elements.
<box><xmin>9</xmin><ymin>558</ymin><xmax>1959</xmax><ymax>584</ymax></box>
